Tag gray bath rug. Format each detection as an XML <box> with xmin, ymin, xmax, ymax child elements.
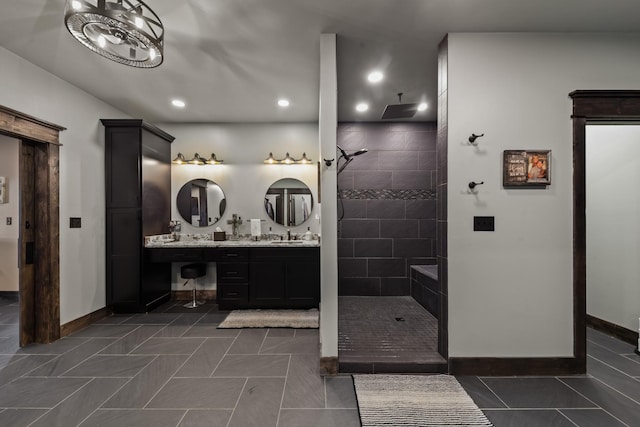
<box><xmin>217</xmin><ymin>308</ymin><xmax>319</xmax><ymax>328</ymax></box>
<box><xmin>353</xmin><ymin>374</ymin><xmax>492</xmax><ymax>426</ymax></box>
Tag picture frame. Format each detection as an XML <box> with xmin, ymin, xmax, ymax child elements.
<box><xmin>503</xmin><ymin>150</ymin><xmax>551</xmax><ymax>187</ymax></box>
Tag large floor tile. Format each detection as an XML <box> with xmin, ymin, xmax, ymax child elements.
<box><xmin>228</xmin><ymin>329</ymin><xmax>268</xmax><ymax>354</ymax></box>
<box><xmin>560</xmin><ymin>377</ymin><xmax>640</xmax><ymax>426</ymax></box>
<box><xmin>261</xmin><ymin>334</ymin><xmax>320</xmax><ymax>355</ymax></box>
<box><xmin>79</xmin><ymin>409</ymin><xmax>186</xmax><ymax>427</ymax></box>
<box><xmin>130</xmin><ymin>337</ymin><xmax>205</xmax><ymax>355</ymax></box>
<box><xmin>483</xmin><ymin>409</ymin><xmax>576</xmax><ymax>427</ymax></box>
<box><xmin>587</xmin><ymin>341</ymin><xmax>640</xmax><ymax>377</ymax></box>
<box><xmin>196</xmin><ymin>312</ymin><xmax>230</xmax><ymax>324</ymax></box>
<box><xmin>278</xmin><ymin>409</ymin><xmax>361</xmax><ymax>427</ymax></box>
<box><xmin>212</xmin><ymin>354</ymin><xmax>289</xmax><ymax>377</ymax></box>
<box><xmin>587</xmin><ymin>328</ymin><xmax>636</xmax><ymax>354</ymax></box>
<box><xmin>103</xmin><ymin>355</ymin><xmax>188</xmax><ymax>408</ymax></box>
<box><xmin>70</xmin><ymin>324</ymin><xmax>139</xmax><ymax>338</ymax></box>
<box><xmin>182</xmin><ymin>325</ymin><xmax>239</xmax><ymax>338</ymax></box>
<box><xmin>30</xmin><ymin>377</ymin><xmax>128</xmax><ymax>427</ymax></box>
<box><xmin>147</xmin><ymin>378</ymin><xmax>246</xmax><ymax>409</ymax></box>
<box><xmin>0</xmin><ymin>355</ymin><xmax>56</xmax><ymax>386</ymax></box>
<box><xmin>585</xmin><ymin>357</ymin><xmax>640</xmax><ymax>402</ymax></box>
<box><xmin>325</xmin><ymin>376</ymin><xmax>358</xmax><ymax>408</ymax></box>
<box><xmin>0</xmin><ymin>409</ymin><xmax>48</xmax><ymax>427</ymax></box>
<box><xmin>27</xmin><ymin>338</ymin><xmax>116</xmax><ymax>377</ymax></box>
<box><xmin>457</xmin><ymin>376</ymin><xmax>508</xmax><ymax>409</ymax></box>
<box><xmin>282</xmin><ymin>353</ymin><xmax>324</xmax><ymax>408</ymax></box>
<box><xmin>0</xmin><ymin>377</ymin><xmax>89</xmax><ymax>407</ymax></box>
<box><xmin>17</xmin><ymin>337</ymin><xmax>87</xmax><ymax>355</ymax></box>
<box><xmin>560</xmin><ymin>408</ymin><xmax>627</xmax><ymax>427</ymax></box>
<box><xmin>100</xmin><ymin>325</ymin><xmax>165</xmax><ymax>355</ymax></box>
<box><xmin>122</xmin><ymin>313</ymin><xmax>184</xmax><ymax>325</ymax></box>
<box><xmin>0</xmin><ymin>353</ymin><xmax>26</xmax><ymax>370</ymax></box>
<box><xmin>481</xmin><ymin>377</ymin><xmax>597</xmax><ymax>408</ymax></box>
<box><xmin>178</xmin><ymin>409</ymin><xmax>232</xmax><ymax>427</ymax></box>
<box><xmin>227</xmin><ymin>377</ymin><xmax>285</xmax><ymax>427</ymax></box>
<box><xmin>62</xmin><ymin>355</ymin><xmax>155</xmax><ymax>377</ymax></box>
<box><xmin>174</xmin><ymin>338</ymin><xmax>233</xmax><ymax>377</ymax></box>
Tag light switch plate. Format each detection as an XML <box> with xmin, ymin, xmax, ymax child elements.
<box><xmin>474</xmin><ymin>216</ymin><xmax>495</xmax><ymax>231</ymax></box>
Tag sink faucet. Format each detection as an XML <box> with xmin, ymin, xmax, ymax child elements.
<box><xmin>227</xmin><ymin>214</ymin><xmax>243</xmax><ymax>238</ymax></box>
<box><xmin>287</xmin><ymin>229</ymin><xmax>291</xmax><ymax>240</ymax></box>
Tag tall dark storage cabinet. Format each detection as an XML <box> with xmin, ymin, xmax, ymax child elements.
<box><xmin>102</xmin><ymin>119</ymin><xmax>175</xmax><ymax>312</ymax></box>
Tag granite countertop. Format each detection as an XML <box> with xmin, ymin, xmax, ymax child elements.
<box><xmin>144</xmin><ymin>234</ymin><xmax>320</xmax><ymax>248</ymax></box>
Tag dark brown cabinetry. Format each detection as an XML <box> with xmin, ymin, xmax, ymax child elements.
<box><xmin>103</xmin><ymin>119</ymin><xmax>174</xmax><ymax>312</ymax></box>
<box><xmin>145</xmin><ymin>246</ymin><xmax>320</xmax><ymax>310</ymax></box>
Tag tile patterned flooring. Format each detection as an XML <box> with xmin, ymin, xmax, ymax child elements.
<box><xmin>1</xmin><ymin>295</ymin><xmax>639</xmax><ymax>426</ymax></box>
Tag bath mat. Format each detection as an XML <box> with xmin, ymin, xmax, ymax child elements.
<box><xmin>217</xmin><ymin>308</ymin><xmax>319</xmax><ymax>329</ymax></box>
<box><xmin>353</xmin><ymin>374</ymin><xmax>492</xmax><ymax>426</ymax></box>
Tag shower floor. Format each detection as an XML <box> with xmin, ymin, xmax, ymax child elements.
<box><xmin>338</xmin><ymin>296</ymin><xmax>447</xmax><ymax>373</ymax></box>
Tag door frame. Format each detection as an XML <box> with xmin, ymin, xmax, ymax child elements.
<box><xmin>570</xmin><ymin>90</ymin><xmax>640</xmax><ymax>371</ymax></box>
<box><xmin>0</xmin><ymin>104</ymin><xmax>64</xmax><ymax>345</ymax></box>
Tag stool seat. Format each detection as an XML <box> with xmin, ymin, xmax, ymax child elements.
<box><xmin>181</xmin><ymin>263</ymin><xmax>206</xmax><ymax>279</ymax></box>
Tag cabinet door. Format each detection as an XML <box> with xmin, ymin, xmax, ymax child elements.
<box><xmin>285</xmin><ymin>258</ymin><xmax>320</xmax><ymax>307</ymax></box>
<box><xmin>249</xmin><ymin>261</ymin><xmax>285</xmax><ymax>307</ymax></box>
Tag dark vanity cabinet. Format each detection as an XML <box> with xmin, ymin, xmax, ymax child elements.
<box><xmin>206</xmin><ymin>248</ymin><xmax>249</xmax><ymax>309</ymax></box>
<box><xmin>103</xmin><ymin>119</ymin><xmax>174</xmax><ymax>312</ymax></box>
<box><xmin>245</xmin><ymin>247</ymin><xmax>320</xmax><ymax>310</ymax></box>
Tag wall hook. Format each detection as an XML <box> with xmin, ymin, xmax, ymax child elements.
<box><xmin>468</xmin><ymin>181</ymin><xmax>484</xmax><ymax>190</ymax></box>
<box><xmin>323</xmin><ymin>158</ymin><xmax>335</xmax><ymax>167</ymax></box>
<box><xmin>468</xmin><ymin>133</ymin><xmax>485</xmax><ymax>144</ymax></box>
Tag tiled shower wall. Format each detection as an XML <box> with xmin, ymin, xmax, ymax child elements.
<box><xmin>337</xmin><ymin>122</ymin><xmax>437</xmax><ymax>296</ymax></box>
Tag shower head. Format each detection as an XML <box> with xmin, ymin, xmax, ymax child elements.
<box><xmin>337</xmin><ymin>145</ymin><xmax>368</xmax><ymax>160</ymax></box>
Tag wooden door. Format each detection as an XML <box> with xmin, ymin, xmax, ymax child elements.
<box><xmin>19</xmin><ymin>142</ymin><xmax>36</xmax><ymax>346</ymax></box>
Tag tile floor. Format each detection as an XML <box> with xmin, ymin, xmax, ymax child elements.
<box><xmin>1</xmin><ymin>295</ymin><xmax>639</xmax><ymax>426</ymax></box>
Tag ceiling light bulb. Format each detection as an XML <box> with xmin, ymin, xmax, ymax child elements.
<box><xmin>367</xmin><ymin>71</ymin><xmax>384</xmax><ymax>83</ymax></box>
<box><xmin>97</xmin><ymin>35</ymin><xmax>106</xmax><ymax>48</ymax></box>
<box><xmin>134</xmin><ymin>16</ymin><xmax>144</xmax><ymax>28</ymax></box>
<box><xmin>71</xmin><ymin>0</ymin><xmax>82</xmax><ymax>10</ymax></box>
<box><xmin>171</xmin><ymin>99</ymin><xmax>186</xmax><ymax>108</ymax></box>
<box><xmin>356</xmin><ymin>103</ymin><xmax>369</xmax><ymax>113</ymax></box>
<box><xmin>417</xmin><ymin>102</ymin><xmax>428</xmax><ymax>111</ymax></box>
<box><xmin>278</xmin><ymin>99</ymin><xmax>290</xmax><ymax>107</ymax></box>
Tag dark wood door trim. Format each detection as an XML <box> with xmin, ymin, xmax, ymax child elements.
<box><xmin>570</xmin><ymin>90</ymin><xmax>640</xmax><ymax>373</ymax></box>
<box><xmin>0</xmin><ymin>104</ymin><xmax>63</xmax><ymax>345</ymax></box>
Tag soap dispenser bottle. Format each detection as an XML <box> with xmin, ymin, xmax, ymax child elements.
<box><xmin>304</xmin><ymin>227</ymin><xmax>313</xmax><ymax>241</ymax></box>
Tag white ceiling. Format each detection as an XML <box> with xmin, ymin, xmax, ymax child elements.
<box><xmin>1</xmin><ymin>0</ymin><xmax>640</xmax><ymax>123</ymax></box>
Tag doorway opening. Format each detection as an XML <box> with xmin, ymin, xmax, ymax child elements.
<box><xmin>0</xmin><ymin>105</ymin><xmax>64</xmax><ymax>347</ymax></box>
<box><xmin>571</xmin><ymin>90</ymin><xmax>640</xmax><ymax>369</ymax></box>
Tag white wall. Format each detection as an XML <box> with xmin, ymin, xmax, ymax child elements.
<box><xmin>0</xmin><ymin>47</ymin><xmax>130</xmax><ymax>323</ymax></box>
<box><xmin>158</xmin><ymin>123</ymin><xmax>319</xmax><ymax>291</ymax></box>
<box><xmin>0</xmin><ymin>135</ymin><xmax>19</xmax><ymax>292</ymax></box>
<box><xmin>586</xmin><ymin>125</ymin><xmax>640</xmax><ymax>332</ymax></box>
<box><xmin>447</xmin><ymin>33</ymin><xmax>640</xmax><ymax>357</ymax></box>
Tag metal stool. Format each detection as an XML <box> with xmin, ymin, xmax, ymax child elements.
<box><xmin>181</xmin><ymin>263</ymin><xmax>206</xmax><ymax>309</ymax></box>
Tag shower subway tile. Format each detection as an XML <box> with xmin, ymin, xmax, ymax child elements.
<box><xmin>394</xmin><ymin>239</ymin><xmax>434</xmax><ymax>258</ymax></box>
<box><xmin>419</xmin><ymin>219</ymin><xmax>436</xmax><ymax>238</ymax></box>
<box><xmin>354</xmin><ymin>239</ymin><xmax>393</xmax><ymax>258</ymax></box>
<box><xmin>381</xmin><ymin>278</ymin><xmax>411</xmax><ymax>296</ymax></box>
<box><xmin>392</xmin><ymin>171</ymin><xmax>432</xmax><ymax>190</ymax></box>
<box><xmin>419</xmin><ymin>151</ymin><xmax>437</xmax><ymax>170</ymax></box>
<box><xmin>340</xmin><ymin>219</ymin><xmax>380</xmax><ymax>239</ymax></box>
<box><xmin>337</xmin><ymin>238</ymin><xmax>354</xmax><ymax>257</ymax></box>
<box><xmin>368</xmin><ymin>258</ymin><xmax>406</xmax><ymax>277</ymax></box>
<box><xmin>380</xmin><ymin>219</ymin><xmax>419</xmax><ymax>238</ymax></box>
<box><xmin>366</xmin><ymin>199</ymin><xmax>406</xmax><ymax>219</ymax></box>
<box><xmin>406</xmin><ymin>130</ymin><xmax>437</xmax><ymax>151</ymax></box>
<box><xmin>406</xmin><ymin>199</ymin><xmax>436</xmax><ymax>219</ymax></box>
<box><xmin>378</xmin><ymin>151</ymin><xmax>419</xmax><ymax>170</ymax></box>
<box><xmin>341</xmin><ymin>199</ymin><xmax>367</xmax><ymax>219</ymax></box>
<box><xmin>354</xmin><ymin>171</ymin><xmax>392</xmax><ymax>190</ymax></box>
<box><xmin>338</xmin><ymin>258</ymin><xmax>368</xmax><ymax>278</ymax></box>
<box><xmin>338</xmin><ymin>278</ymin><xmax>381</xmax><ymax>296</ymax></box>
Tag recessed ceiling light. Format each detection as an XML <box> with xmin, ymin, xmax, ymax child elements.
<box><xmin>367</xmin><ymin>70</ymin><xmax>384</xmax><ymax>83</ymax></box>
<box><xmin>417</xmin><ymin>102</ymin><xmax>428</xmax><ymax>112</ymax></box>
<box><xmin>278</xmin><ymin>99</ymin><xmax>290</xmax><ymax>107</ymax></box>
<box><xmin>171</xmin><ymin>99</ymin><xmax>186</xmax><ymax>108</ymax></box>
<box><xmin>356</xmin><ymin>103</ymin><xmax>369</xmax><ymax>112</ymax></box>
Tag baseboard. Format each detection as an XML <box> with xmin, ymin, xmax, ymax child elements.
<box><xmin>172</xmin><ymin>290</ymin><xmax>216</xmax><ymax>302</ymax></box>
<box><xmin>320</xmin><ymin>357</ymin><xmax>339</xmax><ymax>375</ymax></box>
<box><xmin>0</xmin><ymin>291</ymin><xmax>19</xmax><ymax>302</ymax></box>
<box><xmin>60</xmin><ymin>307</ymin><xmax>111</xmax><ymax>337</ymax></box>
<box><xmin>449</xmin><ymin>357</ymin><xmax>584</xmax><ymax>376</ymax></box>
<box><xmin>587</xmin><ymin>314</ymin><xmax>638</xmax><ymax>346</ymax></box>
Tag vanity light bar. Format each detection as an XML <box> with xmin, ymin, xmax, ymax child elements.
<box><xmin>264</xmin><ymin>152</ymin><xmax>312</xmax><ymax>165</ymax></box>
<box><xmin>172</xmin><ymin>152</ymin><xmax>224</xmax><ymax>165</ymax></box>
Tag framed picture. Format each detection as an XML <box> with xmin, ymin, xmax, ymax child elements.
<box><xmin>503</xmin><ymin>150</ymin><xmax>551</xmax><ymax>187</ymax></box>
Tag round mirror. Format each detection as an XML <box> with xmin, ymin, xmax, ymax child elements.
<box><xmin>176</xmin><ymin>179</ymin><xmax>226</xmax><ymax>227</ymax></box>
<box><xmin>264</xmin><ymin>178</ymin><xmax>313</xmax><ymax>226</ymax></box>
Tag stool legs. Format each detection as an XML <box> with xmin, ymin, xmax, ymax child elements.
<box><xmin>183</xmin><ymin>278</ymin><xmax>199</xmax><ymax>309</ymax></box>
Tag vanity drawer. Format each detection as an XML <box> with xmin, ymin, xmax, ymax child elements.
<box><xmin>218</xmin><ymin>284</ymin><xmax>248</xmax><ymax>306</ymax></box>
<box><xmin>146</xmin><ymin>248</ymin><xmax>203</xmax><ymax>263</ymax></box>
<box><xmin>217</xmin><ymin>262</ymin><xmax>249</xmax><ymax>282</ymax></box>
<box><xmin>204</xmin><ymin>247</ymin><xmax>249</xmax><ymax>261</ymax></box>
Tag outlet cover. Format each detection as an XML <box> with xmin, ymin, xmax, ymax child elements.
<box><xmin>70</xmin><ymin>217</ymin><xmax>81</xmax><ymax>228</ymax></box>
<box><xmin>474</xmin><ymin>216</ymin><xmax>495</xmax><ymax>232</ymax></box>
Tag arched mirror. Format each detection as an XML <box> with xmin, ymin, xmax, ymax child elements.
<box><xmin>176</xmin><ymin>179</ymin><xmax>226</xmax><ymax>226</ymax></box>
<box><xmin>264</xmin><ymin>178</ymin><xmax>313</xmax><ymax>226</ymax></box>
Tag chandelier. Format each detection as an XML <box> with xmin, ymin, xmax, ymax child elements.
<box><xmin>64</xmin><ymin>0</ymin><xmax>164</xmax><ymax>68</ymax></box>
